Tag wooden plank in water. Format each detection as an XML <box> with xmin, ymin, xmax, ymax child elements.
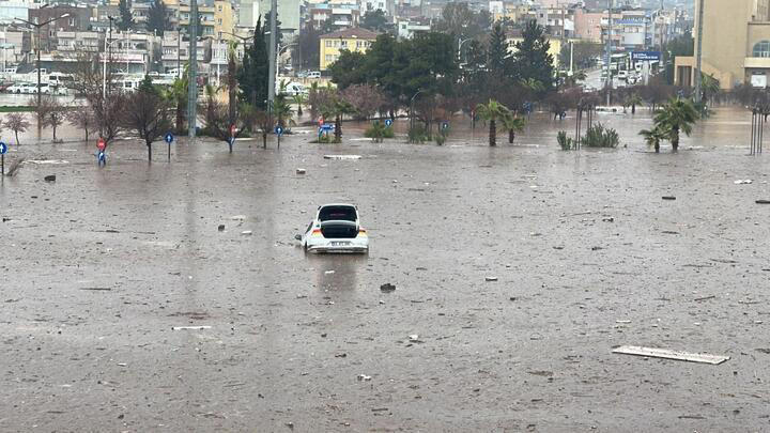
<box><xmin>612</xmin><ymin>345</ymin><xmax>730</xmax><ymax>365</ymax></box>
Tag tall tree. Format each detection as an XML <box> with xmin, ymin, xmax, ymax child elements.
<box><xmin>511</xmin><ymin>21</ymin><xmax>554</xmax><ymax>93</ymax></box>
<box><xmin>118</xmin><ymin>0</ymin><xmax>134</xmax><ymax>31</ymax></box>
<box><xmin>361</xmin><ymin>9</ymin><xmax>390</xmax><ymax>33</ymax></box>
<box><xmin>238</xmin><ymin>18</ymin><xmax>270</xmax><ymax>109</ymax></box>
<box><xmin>123</xmin><ymin>78</ymin><xmax>173</xmax><ymax>161</ymax></box>
<box><xmin>432</xmin><ymin>2</ymin><xmax>491</xmax><ymax>41</ymax></box>
<box><xmin>487</xmin><ymin>22</ymin><xmax>509</xmax><ymax>78</ymax></box>
<box><xmin>146</xmin><ymin>0</ymin><xmax>170</xmax><ymax>36</ymax></box>
<box><xmin>329</xmin><ymin>50</ymin><xmax>367</xmax><ymax>89</ymax></box>
<box><xmin>475</xmin><ymin>99</ymin><xmax>510</xmax><ymax>146</ymax></box>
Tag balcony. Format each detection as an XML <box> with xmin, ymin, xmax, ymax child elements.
<box><xmin>744</xmin><ymin>57</ymin><xmax>770</xmax><ymax>69</ymax></box>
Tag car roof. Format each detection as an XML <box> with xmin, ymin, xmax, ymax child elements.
<box><xmin>319</xmin><ymin>203</ymin><xmax>357</xmax><ymax>208</ymax></box>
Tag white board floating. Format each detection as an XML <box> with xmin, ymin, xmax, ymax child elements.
<box><xmin>612</xmin><ymin>345</ymin><xmax>730</xmax><ymax>365</ymax></box>
<box><xmin>323</xmin><ymin>155</ymin><xmax>362</xmax><ymax>160</ymax></box>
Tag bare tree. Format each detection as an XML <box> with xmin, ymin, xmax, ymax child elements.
<box><xmin>4</xmin><ymin>113</ymin><xmax>30</xmax><ymax>145</ymax></box>
<box><xmin>90</xmin><ymin>92</ymin><xmax>127</xmax><ymax>147</ymax></box>
<box><xmin>123</xmin><ymin>89</ymin><xmax>172</xmax><ymax>161</ymax></box>
<box><xmin>203</xmin><ymin>98</ymin><xmax>248</xmax><ymax>153</ymax></box>
<box><xmin>340</xmin><ymin>84</ymin><xmax>387</xmax><ymax>120</ymax></box>
<box><xmin>254</xmin><ymin>110</ymin><xmax>275</xmax><ymax>149</ymax></box>
<box><xmin>67</xmin><ymin>104</ymin><xmax>97</xmax><ymax>143</ymax></box>
<box><xmin>37</xmin><ymin>96</ymin><xmax>66</xmax><ymax>141</ymax></box>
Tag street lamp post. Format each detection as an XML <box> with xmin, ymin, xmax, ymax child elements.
<box><xmin>267</xmin><ymin>0</ymin><xmax>277</xmax><ymax>108</ymax></box>
<box><xmin>15</xmin><ymin>12</ymin><xmax>71</xmax><ymax>111</ymax></box>
<box><xmin>694</xmin><ymin>0</ymin><xmax>705</xmax><ymax>103</ymax></box>
<box><xmin>409</xmin><ymin>89</ymin><xmax>424</xmax><ymax>141</ymax></box>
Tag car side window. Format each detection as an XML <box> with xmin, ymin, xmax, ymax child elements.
<box><xmin>306</xmin><ymin>221</ymin><xmax>314</xmax><ymax>233</ymax></box>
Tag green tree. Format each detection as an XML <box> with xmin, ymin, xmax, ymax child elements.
<box><xmin>475</xmin><ymin>99</ymin><xmax>510</xmax><ymax>147</ymax></box>
<box><xmin>624</xmin><ymin>92</ymin><xmax>643</xmax><ymax>114</ymax></box>
<box><xmin>487</xmin><ymin>22</ymin><xmax>509</xmax><ymax>78</ymax></box>
<box><xmin>146</xmin><ymin>0</ymin><xmax>170</xmax><ymax>36</ymax></box>
<box><xmin>511</xmin><ymin>21</ymin><xmax>554</xmax><ymax>92</ymax></box>
<box><xmin>432</xmin><ymin>2</ymin><xmax>491</xmax><ymax>41</ymax></box>
<box><xmin>118</xmin><ymin>0</ymin><xmax>134</xmax><ymax>31</ymax></box>
<box><xmin>238</xmin><ymin>18</ymin><xmax>269</xmax><ymax>109</ymax></box>
<box><xmin>320</xmin><ymin>93</ymin><xmax>355</xmax><ymax>143</ymax></box>
<box><xmin>652</xmin><ymin>97</ymin><xmax>699</xmax><ymax>152</ymax></box>
<box><xmin>501</xmin><ymin>113</ymin><xmax>526</xmax><ymax>144</ymax></box>
<box><xmin>361</xmin><ymin>9</ymin><xmax>390</xmax><ymax>33</ymax></box>
<box><xmin>329</xmin><ymin>50</ymin><xmax>368</xmax><ymax>89</ymax></box>
<box><xmin>292</xmin><ymin>93</ymin><xmax>306</xmax><ymax>117</ymax></box>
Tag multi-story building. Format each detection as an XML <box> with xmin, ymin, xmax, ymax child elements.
<box><xmin>28</xmin><ymin>5</ymin><xmax>92</xmax><ymax>51</ymax></box>
<box><xmin>106</xmin><ymin>31</ymin><xmax>155</xmax><ymax>74</ymax></box>
<box><xmin>319</xmin><ymin>27</ymin><xmax>377</xmax><ymax>70</ymax></box>
<box><xmin>364</xmin><ymin>0</ymin><xmax>395</xmax><ymax>15</ymax></box>
<box><xmin>238</xmin><ymin>0</ymin><xmax>260</xmax><ymax>29</ymax></box>
<box><xmin>396</xmin><ymin>17</ymin><xmax>430</xmax><ymax>40</ymax></box>
<box><xmin>166</xmin><ymin>0</ymin><xmax>234</xmax><ymax>40</ymax></box>
<box><xmin>675</xmin><ymin>0</ymin><xmax>770</xmax><ymax>89</ymax></box>
<box><xmin>258</xmin><ymin>0</ymin><xmax>300</xmax><ymax>38</ymax></box>
<box><xmin>0</xmin><ymin>1</ymin><xmax>30</xmax><ymax>25</ymax></box>
<box><xmin>161</xmin><ymin>30</ymin><xmax>207</xmax><ymax>74</ymax></box>
<box><xmin>307</xmin><ymin>0</ymin><xmax>361</xmax><ymax>31</ymax></box>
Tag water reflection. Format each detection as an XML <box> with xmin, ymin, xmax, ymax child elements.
<box><xmin>307</xmin><ymin>253</ymin><xmax>367</xmax><ymax>293</ymax></box>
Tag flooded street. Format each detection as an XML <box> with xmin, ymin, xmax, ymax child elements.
<box><xmin>1</xmin><ymin>107</ymin><xmax>769</xmax><ymax>431</ymax></box>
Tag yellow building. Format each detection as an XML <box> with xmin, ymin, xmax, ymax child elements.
<box><xmin>675</xmin><ymin>0</ymin><xmax>770</xmax><ymax>90</ymax></box>
<box><xmin>319</xmin><ymin>28</ymin><xmax>379</xmax><ymax>71</ymax></box>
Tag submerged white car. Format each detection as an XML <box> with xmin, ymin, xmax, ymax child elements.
<box><xmin>296</xmin><ymin>203</ymin><xmax>369</xmax><ymax>253</ymax></box>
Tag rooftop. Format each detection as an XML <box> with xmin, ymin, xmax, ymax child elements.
<box><xmin>320</xmin><ymin>27</ymin><xmax>379</xmax><ymax>40</ymax></box>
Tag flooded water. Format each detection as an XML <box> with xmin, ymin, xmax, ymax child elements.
<box><xmin>1</xmin><ymin>105</ymin><xmax>769</xmax><ymax>431</ymax></box>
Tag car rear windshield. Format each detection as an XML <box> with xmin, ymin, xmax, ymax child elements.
<box><xmin>319</xmin><ymin>206</ymin><xmax>356</xmax><ymax>222</ymax></box>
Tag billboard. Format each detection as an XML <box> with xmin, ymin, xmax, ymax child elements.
<box><xmin>631</xmin><ymin>51</ymin><xmax>662</xmax><ymax>62</ymax></box>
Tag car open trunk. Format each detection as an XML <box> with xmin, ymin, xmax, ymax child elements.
<box><xmin>320</xmin><ymin>220</ymin><xmax>358</xmax><ymax>239</ymax></box>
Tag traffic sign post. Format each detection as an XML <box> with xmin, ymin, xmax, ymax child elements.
<box><xmin>442</xmin><ymin>121</ymin><xmax>450</xmax><ymax>131</ymax></box>
<box><xmin>0</xmin><ymin>142</ymin><xmax>6</xmax><ymax>177</ymax></box>
<box><xmin>385</xmin><ymin>119</ymin><xmax>393</xmax><ymax>127</ymax></box>
<box><xmin>165</xmin><ymin>132</ymin><xmax>174</xmax><ymax>161</ymax></box>
<box><xmin>275</xmin><ymin>125</ymin><xmax>284</xmax><ymax>149</ymax></box>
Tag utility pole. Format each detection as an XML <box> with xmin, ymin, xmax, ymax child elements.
<box><xmin>694</xmin><ymin>0</ymin><xmax>704</xmax><ymax>103</ymax></box>
<box><xmin>268</xmin><ymin>0</ymin><xmax>277</xmax><ymax>109</ymax></box>
<box><xmin>605</xmin><ymin>0</ymin><xmax>612</xmax><ymax>107</ymax></box>
<box><xmin>188</xmin><ymin>0</ymin><xmax>198</xmax><ymax>138</ymax></box>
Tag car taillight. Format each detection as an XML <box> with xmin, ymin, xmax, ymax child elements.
<box><xmin>358</xmin><ymin>229</ymin><xmax>367</xmax><ymax>237</ymax></box>
<box><xmin>311</xmin><ymin>229</ymin><xmax>322</xmax><ymax>237</ymax></box>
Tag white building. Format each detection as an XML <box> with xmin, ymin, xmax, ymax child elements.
<box><xmin>396</xmin><ymin>18</ymin><xmax>430</xmax><ymax>40</ymax></box>
<box><xmin>238</xmin><ymin>1</ymin><xmax>259</xmax><ymax>29</ymax></box>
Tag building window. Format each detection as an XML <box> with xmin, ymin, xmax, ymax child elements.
<box><xmin>753</xmin><ymin>40</ymin><xmax>770</xmax><ymax>58</ymax></box>
<box><xmin>325</xmin><ymin>40</ymin><xmax>332</xmax><ymax>47</ymax></box>
<box><xmin>325</xmin><ymin>54</ymin><xmax>333</xmax><ymax>62</ymax></box>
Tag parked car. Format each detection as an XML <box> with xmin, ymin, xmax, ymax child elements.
<box><xmin>296</xmin><ymin>204</ymin><xmax>369</xmax><ymax>253</ymax></box>
<box><xmin>307</xmin><ymin>71</ymin><xmax>322</xmax><ymax>79</ymax></box>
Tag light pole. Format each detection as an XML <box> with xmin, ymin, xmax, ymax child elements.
<box><xmin>694</xmin><ymin>0</ymin><xmax>705</xmax><ymax>103</ymax></box>
<box><xmin>188</xmin><ymin>0</ymin><xmax>199</xmax><ymax>138</ymax></box>
<box><xmin>604</xmin><ymin>0</ymin><xmax>613</xmax><ymax>106</ymax></box>
<box><xmin>267</xmin><ymin>0</ymin><xmax>277</xmax><ymax>108</ymax></box>
<box><xmin>102</xmin><ymin>16</ymin><xmax>116</xmax><ymax>100</ymax></box>
<box><xmin>275</xmin><ymin>42</ymin><xmax>297</xmax><ymax>89</ymax></box>
<box><xmin>409</xmin><ymin>89</ymin><xmax>424</xmax><ymax>141</ymax></box>
<box><xmin>15</xmin><ymin>12</ymin><xmax>71</xmax><ymax>110</ymax></box>
<box><xmin>457</xmin><ymin>38</ymin><xmax>472</xmax><ymax>64</ymax></box>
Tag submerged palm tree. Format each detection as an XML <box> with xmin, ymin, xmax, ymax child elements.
<box><xmin>653</xmin><ymin>97</ymin><xmax>699</xmax><ymax>152</ymax></box>
<box><xmin>639</xmin><ymin>126</ymin><xmax>668</xmax><ymax>153</ymax></box>
<box><xmin>476</xmin><ymin>99</ymin><xmax>511</xmax><ymax>146</ymax></box>
<box><xmin>501</xmin><ymin>113</ymin><xmax>526</xmax><ymax>144</ymax></box>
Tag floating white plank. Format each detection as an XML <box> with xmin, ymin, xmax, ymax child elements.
<box><xmin>612</xmin><ymin>345</ymin><xmax>730</xmax><ymax>365</ymax></box>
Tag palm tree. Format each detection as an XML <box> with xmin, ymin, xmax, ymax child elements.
<box><xmin>292</xmin><ymin>94</ymin><xmax>306</xmax><ymax>117</ymax></box>
<box><xmin>639</xmin><ymin>126</ymin><xmax>667</xmax><ymax>153</ymax></box>
<box><xmin>164</xmin><ymin>73</ymin><xmax>188</xmax><ymax>134</ymax></box>
<box><xmin>320</xmin><ymin>95</ymin><xmax>354</xmax><ymax>143</ymax></box>
<box><xmin>501</xmin><ymin>113</ymin><xmax>526</xmax><ymax>144</ymax></box>
<box><xmin>653</xmin><ymin>98</ymin><xmax>699</xmax><ymax>152</ymax></box>
<box><xmin>625</xmin><ymin>93</ymin><xmax>643</xmax><ymax>115</ymax></box>
<box><xmin>701</xmin><ymin>73</ymin><xmax>721</xmax><ymax>104</ymax></box>
<box><xmin>475</xmin><ymin>99</ymin><xmax>511</xmax><ymax>146</ymax></box>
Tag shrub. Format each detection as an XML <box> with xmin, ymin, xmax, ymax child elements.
<box><xmin>408</xmin><ymin>124</ymin><xmax>430</xmax><ymax>144</ymax></box>
<box><xmin>557</xmin><ymin>131</ymin><xmax>573</xmax><ymax>151</ymax></box>
<box><xmin>583</xmin><ymin>123</ymin><xmax>619</xmax><ymax>148</ymax></box>
<box><xmin>364</xmin><ymin>121</ymin><xmax>394</xmax><ymax>142</ymax></box>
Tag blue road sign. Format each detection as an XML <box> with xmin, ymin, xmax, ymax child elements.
<box><xmin>320</xmin><ymin>124</ymin><xmax>334</xmax><ymax>132</ymax></box>
<box><xmin>165</xmin><ymin>133</ymin><xmax>174</xmax><ymax>144</ymax></box>
<box><xmin>275</xmin><ymin>126</ymin><xmax>284</xmax><ymax>136</ymax></box>
<box><xmin>385</xmin><ymin>119</ymin><xmax>393</xmax><ymax>127</ymax></box>
<box><xmin>631</xmin><ymin>51</ymin><xmax>661</xmax><ymax>62</ymax></box>
<box><xmin>0</xmin><ymin>142</ymin><xmax>6</xmax><ymax>155</ymax></box>
<box><xmin>441</xmin><ymin>121</ymin><xmax>449</xmax><ymax>130</ymax></box>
